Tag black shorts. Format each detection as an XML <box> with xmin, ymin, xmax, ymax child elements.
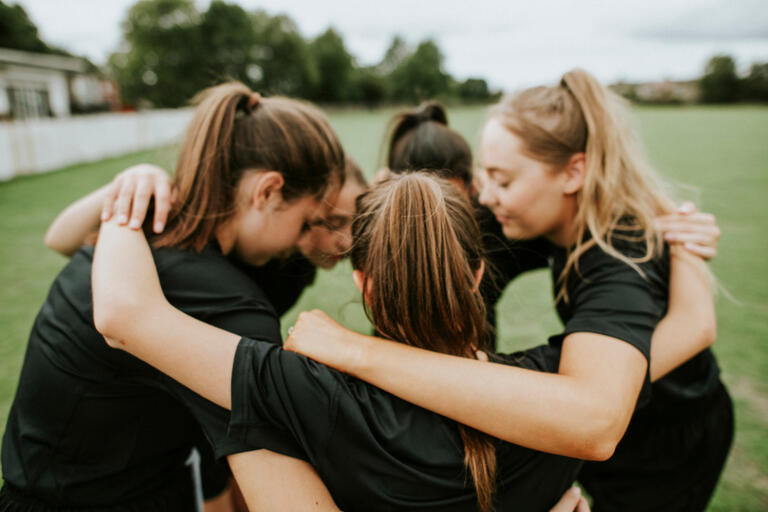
<box><xmin>578</xmin><ymin>380</ymin><xmax>734</xmax><ymax>512</ymax></box>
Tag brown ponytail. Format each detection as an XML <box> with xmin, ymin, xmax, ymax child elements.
<box><xmin>386</xmin><ymin>101</ymin><xmax>474</xmax><ymax>188</ymax></box>
<box><xmin>351</xmin><ymin>173</ymin><xmax>497</xmax><ymax>511</ymax></box>
<box><xmin>154</xmin><ymin>82</ymin><xmax>345</xmax><ymax>251</ymax></box>
<box><xmin>489</xmin><ymin>69</ymin><xmax>675</xmax><ymax>301</ymax></box>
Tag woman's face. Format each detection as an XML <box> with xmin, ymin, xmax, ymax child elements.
<box><xmin>296</xmin><ymin>181</ymin><xmax>366</xmax><ymax>269</ymax></box>
<box><xmin>477</xmin><ymin>118</ymin><xmax>571</xmax><ymax>241</ymax></box>
<box><xmin>234</xmin><ymin>193</ymin><xmax>325</xmax><ymax>266</ymax></box>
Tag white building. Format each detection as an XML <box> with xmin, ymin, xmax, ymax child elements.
<box><xmin>0</xmin><ymin>47</ymin><xmax>113</xmax><ymax>120</ymax></box>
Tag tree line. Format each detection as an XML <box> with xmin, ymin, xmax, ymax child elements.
<box><xmin>106</xmin><ymin>0</ymin><xmax>497</xmax><ymax>108</ymax></box>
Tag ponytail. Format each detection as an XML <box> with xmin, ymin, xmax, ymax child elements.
<box><xmin>351</xmin><ymin>173</ymin><xmax>497</xmax><ymax>511</ymax></box>
<box><xmin>386</xmin><ymin>101</ymin><xmax>473</xmax><ymax>188</ymax></box>
<box><xmin>155</xmin><ymin>81</ymin><xmax>345</xmax><ymax>251</ymax></box>
<box><xmin>489</xmin><ymin>69</ymin><xmax>676</xmax><ymax>301</ymax></box>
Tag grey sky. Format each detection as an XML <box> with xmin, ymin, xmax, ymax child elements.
<box><xmin>15</xmin><ymin>0</ymin><xmax>768</xmax><ymax>91</ymax></box>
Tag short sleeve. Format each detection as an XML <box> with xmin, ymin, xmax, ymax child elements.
<box><xmin>561</xmin><ymin>253</ymin><xmax>666</xmax><ymax>362</ymax></box>
<box><xmin>228</xmin><ymin>337</ymin><xmax>340</xmax><ymax>464</ymax></box>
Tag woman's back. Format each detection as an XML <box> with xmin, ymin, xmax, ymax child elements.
<box><xmin>228</xmin><ymin>338</ymin><xmax>581</xmax><ymax>511</ymax></box>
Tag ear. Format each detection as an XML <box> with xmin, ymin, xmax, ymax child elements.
<box><xmin>473</xmin><ymin>260</ymin><xmax>485</xmax><ymax>292</ymax></box>
<box><xmin>249</xmin><ymin>171</ymin><xmax>285</xmax><ymax>209</ymax></box>
<box><xmin>562</xmin><ymin>152</ymin><xmax>586</xmax><ymax>195</ymax></box>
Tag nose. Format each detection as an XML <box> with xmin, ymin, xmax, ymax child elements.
<box><xmin>478</xmin><ymin>178</ymin><xmax>497</xmax><ymax>208</ymax></box>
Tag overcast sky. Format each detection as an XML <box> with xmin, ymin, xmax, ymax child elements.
<box><xmin>14</xmin><ymin>0</ymin><xmax>768</xmax><ymax>91</ymax></box>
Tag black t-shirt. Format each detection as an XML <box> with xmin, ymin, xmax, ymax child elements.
<box><xmin>476</xmin><ymin>205</ymin><xmax>550</xmax><ymax>349</ymax></box>
<box><xmin>1</xmin><ymin>245</ymin><xmax>282</xmax><ymax>507</ymax></box>
<box><xmin>229</xmin><ymin>338</ymin><xmax>581</xmax><ymax>512</ymax></box>
<box><xmin>548</xmin><ymin>236</ymin><xmax>720</xmax><ymax>411</ymax></box>
<box><xmin>237</xmin><ymin>253</ymin><xmax>317</xmax><ymax>317</ymax></box>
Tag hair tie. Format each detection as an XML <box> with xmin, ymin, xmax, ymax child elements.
<box><xmin>247</xmin><ymin>92</ymin><xmax>261</xmax><ymax>111</ymax></box>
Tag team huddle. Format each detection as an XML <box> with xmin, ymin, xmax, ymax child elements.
<box><xmin>1</xmin><ymin>70</ymin><xmax>732</xmax><ymax>512</ymax></box>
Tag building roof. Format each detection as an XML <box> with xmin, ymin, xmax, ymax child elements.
<box><xmin>0</xmin><ymin>47</ymin><xmax>85</xmax><ymax>73</ymax></box>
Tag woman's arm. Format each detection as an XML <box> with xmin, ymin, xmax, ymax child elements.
<box><xmin>228</xmin><ymin>451</ymin><xmax>340</xmax><ymax>511</ymax></box>
<box><xmin>92</xmin><ymin>219</ymin><xmax>239</xmax><ymax>409</ymax></box>
<box><xmin>649</xmin><ymin>246</ymin><xmax>715</xmax><ymax>381</ymax></box>
<box><xmin>92</xmin><ymin>221</ymin><xmax>341</xmax><ymax>510</ymax></box>
<box><xmin>285</xmin><ymin>311</ymin><xmax>644</xmax><ymax>461</ymax></box>
<box><xmin>284</xmin><ymin>248</ymin><xmax>715</xmax><ymax>461</ymax></box>
<box><xmin>45</xmin><ymin>164</ymin><xmax>173</xmax><ymax>256</ymax></box>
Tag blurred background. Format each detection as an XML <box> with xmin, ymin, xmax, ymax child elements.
<box><xmin>0</xmin><ymin>1</ymin><xmax>766</xmax><ymax>509</ymax></box>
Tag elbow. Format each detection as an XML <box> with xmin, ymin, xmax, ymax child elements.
<box><xmin>700</xmin><ymin>314</ymin><xmax>717</xmax><ymax>350</ymax></box>
<box><xmin>571</xmin><ymin>403</ymin><xmax>627</xmax><ymax>461</ymax></box>
<box><xmin>44</xmin><ymin>230</ymin><xmax>70</xmax><ymax>257</ymax></box>
<box><xmin>92</xmin><ymin>289</ymin><xmax>140</xmax><ymax>341</ymax></box>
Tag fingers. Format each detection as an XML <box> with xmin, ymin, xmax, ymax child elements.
<box><xmin>113</xmin><ymin>174</ymin><xmax>137</xmax><ymax>226</ymax></box>
<box><xmin>677</xmin><ymin>201</ymin><xmax>697</xmax><ymax>214</ymax></box>
<box><xmin>129</xmin><ymin>178</ymin><xmax>153</xmax><ymax>230</ymax></box>
<box><xmin>550</xmin><ymin>487</ymin><xmax>584</xmax><ymax>512</ymax></box>
<box><xmin>663</xmin><ymin>231</ymin><xmax>716</xmax><ymax>246</ymax></box>
<box><xmin>681</xmin><ymin>243</ymin><xmax>717</xmax><ymax>260</ymax></box>
<box><xmin>152</xmin><ymin>179</ymin><xmax>173</xmax><ymax>233</ymax></box>
<box><xmin>655</xmin><ymin>212</ymin><xmax>716</xmax><ymax>229</ymax></box>
<box><xmin>101</xmin><ymin>180</ymin><xmax>121</xmax><ymax>222</ymax></box>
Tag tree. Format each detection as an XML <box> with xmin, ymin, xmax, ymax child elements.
<box><xmin>309</xmin><ymin>28</ymin><xmax>354</xmax><ymax>102</ymax></box>
<box><xmin>109</xmin><ymin>0</ymin><xmax>204</xmax><ymax>108</ymax></box>
<box><xmin>0</xmin><ymin>1</ymin><xmax>70</xmax><ymax>55</ymax></box>
<box><xmin>249</xmin><ymin>11</ymin><xmax>317</xmax><ymax>97</ymax></box>
<box><xmin>458</xmin><ymin>78</ymin><xmax>492</xmax><ymax>102</ymax></box>
<box><xmin>198</xmin><ymin>0</ymin><xmax>259</xmax><ymax>87</ymax></box>
<box><xmin>699</xmin><ymin>55</ymin><xmax>740</xmax><ymax>103</ymax></box>
<box><xmin>742</xmin><ymin>62</ymin><xmax>768</xmax><ymax>102</ymax></box>
<box><xmin>351</xmin><ymin>66</ymin><xmax>386</xmax><ymax>107</ymax></box>
<box><xmin>389</xmin><ymin>39</ymin><xmax>450</xmax><ymax>103</ymax></box>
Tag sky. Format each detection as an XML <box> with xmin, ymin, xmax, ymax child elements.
<box><xmin>14</xmin><ymin>0</ymin><xmax>768</xmax><ymax>92</ymax></box>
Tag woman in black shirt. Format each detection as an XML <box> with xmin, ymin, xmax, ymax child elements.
<box><xmin>284</xmin><ymin>70</ymin><xmax>732</xmax><ymax>511</ymax></box>
<box><xmin>0</xmin><ymin>82</ymin><xmax>346</xmax><ymax>510</ymax></box>
<box><xmin>91</xmin><ymin>172</ymin><xmax>713</xmax><ymax>511</ymax></box>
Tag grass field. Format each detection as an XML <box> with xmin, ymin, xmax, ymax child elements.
<box><xmin>1</xmin><ymin>105</ymin><xmax>767</xmax><ymax>510</ymax></box>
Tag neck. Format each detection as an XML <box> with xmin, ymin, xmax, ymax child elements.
<box><xmin>215</xmin><ymin>220</ymin><xmax>237</xmax><ymax>255</ymax></box>
<box><xmin>545</xmin><ymin>198</ymin><xmax>579</xmax><ymax>248</ymax></box>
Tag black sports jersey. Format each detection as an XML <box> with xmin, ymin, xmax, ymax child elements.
<box><xmin>475</xmin><ymin>205</ymin><xmax>550</xmax><ymax>350</ymax></box>
<box><xmin>549</xmin><ymin>235</ymin><xmax>720</xmax><ymax>410</ymax></box>
<box><xmin>228</xmin><ymin>338</ymin><xmax>581</xmax><ymax>512</ymax></box>
<box><xmin>237</xmin><ymin>253</ymin><xmax>317</xmax><ymax>317</ymax></box>
<box><xmin>1</xmin><ymin>245</ymin><xmax>281</xmax><ymax>507</ymax></box>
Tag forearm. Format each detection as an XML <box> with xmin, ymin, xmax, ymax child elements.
<box><xmin>336</xmin><ymin>331</ymin><xmax>629</xmax><ymax>460</ymax></box>
<box><xmin>45</xmin><ymin>185</ymin><xmax>108</xmax><ymax>256</ymax></box>
<box><xmin>92</xmin><ymin>220</ymin><xmax>238</xmax><ymax>409</ymax></box>
<box><xmin>649</xmin><ymin>249</ymin><xmax>715</xmax><ymax>381</ymax></box>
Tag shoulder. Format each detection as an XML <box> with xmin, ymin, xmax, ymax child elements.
<box><xmin>152</xmin><ymin>245</ymin><xmax>273</xmax><ymax>306</ymax></box>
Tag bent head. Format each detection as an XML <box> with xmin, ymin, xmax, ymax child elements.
<box><xmin>350</xmin><ymin>172</ymin><xmax>485</xmax><ymax>357</ymax></box>
<box><xmin>155</xmin><ymin>82</ymin><xmax>346</xmax><ymax>265</ymax></box>
<box><xmin>297</xmin><ymin>158</ymin><xmax>368</xmax><ymax>269</ymax></box>
<box><xmin>478</xmin><ymin>69</ymin><xmax>675</xmax><ymax>299</ymax></box>
<box><xmin>349</xmin><ymin>172</ymin><xmax>496</xmax><ymax>512</ymax></box>
<box><xmin>386</xmin><ymin>101</ymin><xmax>474</xmax><ymax>196</ymax></box>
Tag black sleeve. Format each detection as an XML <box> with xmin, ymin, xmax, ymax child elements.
<box><xmin>150</xmin><ymin>250</ymin><xmax>286</xmax><ymax>459</ymax></box>
<box><xmin>561</xmin><ymin>253</ymin><xmax>666</xmax><ymax>363</ymax></box>
<box><xmin>228</xmin><ymin>337</ymin><xmax>340</xmax><ymax>464</ymax></box>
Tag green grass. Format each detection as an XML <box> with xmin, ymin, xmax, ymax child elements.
<box><xmin>1</xmin><ymin>105</ymin><xmax>767</xmax><ymax>509</ymax></box>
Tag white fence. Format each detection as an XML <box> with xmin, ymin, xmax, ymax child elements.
<box><xmin>0</xmin><ymin>109</ymin><xmax>194</xmax><ymax>181</ymax></box>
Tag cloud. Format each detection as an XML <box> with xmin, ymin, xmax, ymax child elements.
<box><xmin>630</xmin><ymin>0</ymin><xmax>768</xmax><ymax>41</ymax></box>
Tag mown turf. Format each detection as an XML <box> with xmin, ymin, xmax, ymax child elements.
<box><xmin>1</xmin><ymin>105</ymin><xmax>766</xmax><ymax>509</ymax></box>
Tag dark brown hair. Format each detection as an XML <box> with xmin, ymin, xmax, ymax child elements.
<box><xmin>351</xmin><ymin>172</ymin><xmax>496</xmax><ymax>512</ymax></box>
<box><xmin>154</xmin><ymin>82</ymin><xmax>346</xmax><ymax>251</ymax></box>
<box><xmin>386</xmin><ymin>101</ymin><xmax>473</xmax><ymax>188</ymax></box>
